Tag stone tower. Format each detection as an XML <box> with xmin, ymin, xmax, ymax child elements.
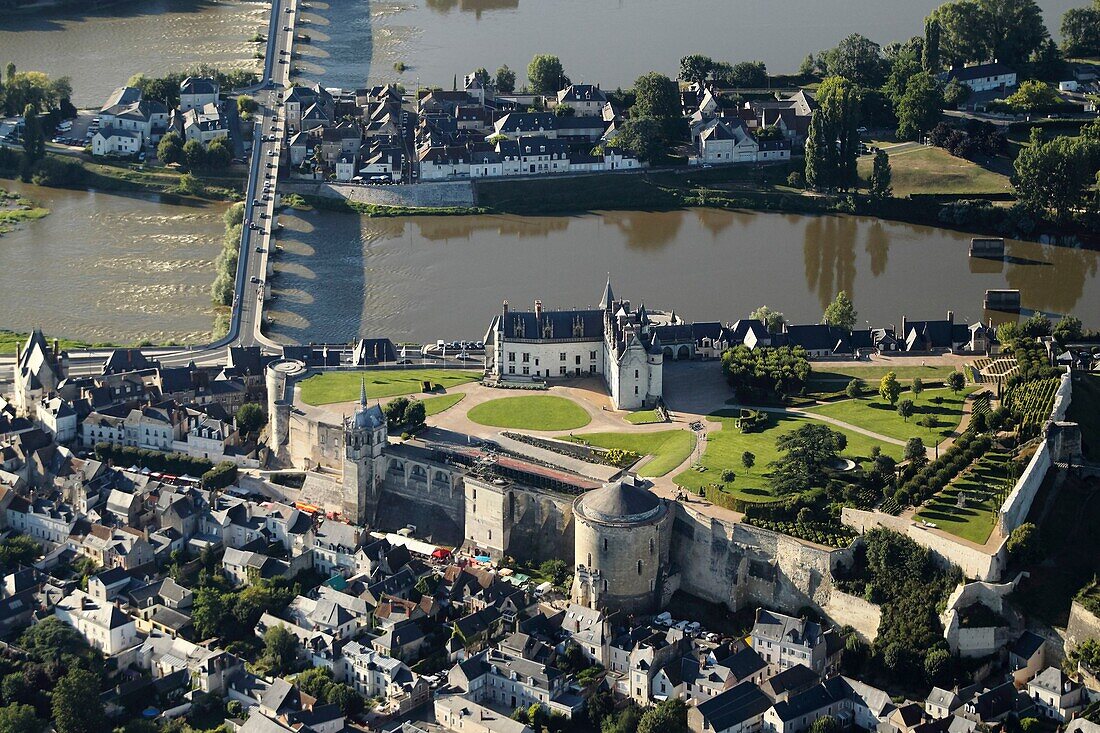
<box><xmin>342</xmin><ymin>379</ymin><xmax>387</xmax><ymax>525</ymax></box>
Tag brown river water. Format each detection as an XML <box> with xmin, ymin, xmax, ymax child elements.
<box><xmin>265</xmin><ymin>207</ymin><xmax>1100</xmax><ymax>345</ymax></box>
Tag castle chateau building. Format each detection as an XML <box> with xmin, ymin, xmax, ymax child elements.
<box><xmin>484</xmin><ymin>277</ymin><xmax>665</xmax><ymax>410</ymax></box>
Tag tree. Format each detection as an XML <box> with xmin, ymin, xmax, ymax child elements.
<box><xmin>259</xmin><ymin>625</ymin><xmax>297</xmax><ymax>677</ymax></box>
<box><xmin>911</xmin><ymin>378</ymin><xmax>924</xmax><ymax>401</ymax></box>
<box><xmin>636</xmin><ymin>698</ymin><xmax>688</xmax><ymax>733</ymax></box>
<box><xmin>1061</xmin><ymin>5</ymin><xmax>1100</xmax><ymax>57</ymax></box>
<box><xmin>896</xmin><ymin>72</ymin><xmax>944</xmax><ymax>141</ymax></box>
<box><xmin>237</xmin><ymin>94</ymin><xmax>258</xmax><ymax>117</ymax></box>
<box><xmin>1003</xmin><ymin>79</ymin><xmax>1061</xmax><ymax>112</ymax></box>
<box><xmin>947</xmin><ymin>371</ymin><xmax>966</xmax><ymax>394</ymax></box>
<box><xmin>929</xmin><ymin>0</ymin><xmax>1049</xmax><ymax>66</ymax></box>
<box><xmin>823</xmin><ymin>290</ymin><xmax>857</xmax><ymax>330</ymax></box>
<box><xmin>750</xmin><ymin>305</ymin><xmax>785</xmax><ymax>333</ymax></box>
<box><xmin>610</xmin><ymin>117</ymin><xmax>666</xmax><ymax>162</ymax></box>
<box><xmin>721</xmin><ymin>469</ymin><xmax>736</xmax><ymax>484</ymax></box>
<box><xmin>797</xmin><ymin>507</ymin><xmax>813</xmax><ymax>525</ymax></box>
<box><xmin>472</xmin><ymin>67</ymin><xmax>491</xmax><ymax>86</ymax></box>
<box><xmin>1053</xmin><ymin>315</ymin><xmax>1083</xmax><ymax>344</ymax></box>
<box><xmin>809</xmin><ymin>716</ymin><xmax>842</xmax><ymax>733</ymax></box>
<box><xmin>1021</xmin><ymin>312</ymin><xmax>1053</xmax><ymax>338</ymax></box>
<box><xmin>527</xmin><ymin>54</ymin><xmax>567</xmax><ymax>94</ymax></box>
<box><xmin>539</xmin><ymin>558</ymin><xmax>570</xmax><ymax>586</ymax></box>
<box><xmin>806</xmin><ymin>76</ymin><xmax>861</xmax><ymax>190</ymax></box>
<box><xmin>924</xmin><ymin>647</ymin><xmax>952</xmax><ymax>685</ymax></box>
<box><xmin>182</xmin><ymin>138</ymin><xmax>206</xmax><ymax>170</ymax></box>
<box><xmin>1007</xmin><ymin>522</ymin><xmax>1039</xmax><ymax>564</ymax></box>
<box><xmin>741</xmin><ymin>451</ymin><xmax>755</xmax><ymax>468</ymax></box>
<box><xmin>1013</xmin><ymin>130</ymin><xmax>1100</xmax><ymax>221</ymax></box>
<box><xmin>495</xmin><ymin>65</ymin><xmax>516</xmax><ymax>94</ymax></box>
<box><xmin>157</xmin><ymin>131</ymin><xmax>184</xmax><ymax>165</ymax></box>
<box><xmin>823</xmin><ymin>34</ymin><xmax>887</xmax><ymax>88</ymax></box>
<box><xmin>52</xmin><ymin>669</ymin><xmax>105</xmax><ymax>733</ymax></box>
<box><xmin>632</xmin><ymin>72</ymin><xmax>679</xmax><ymax>120</ymax></box>
<box><xmin>869</xmin><ymin>149</ymin><xmax>893</xmax><ymax>198</ymax></box>
<box><xmin>0</xmin><ymin>704</ymin><xmax>41</xmax><ymax>733</ymax></box>
<box><xmin>905</xmin><ymin>437</ymin><xmax>927</xmax><ymax>464</ymax></box>
<box><xmin>192</xmin><ymin>586</ymin><xmax>230</xmax><ymax>639</ymax></box>
<box><xmin>924</xmin><ymin>17</ymin><xmax>942</xmax><ymax>71</ymax></box>
<box><xmin>205</xmin><ymin>136</ymin><xmax>232</xmax><ymax>170</ymax></box>
<box><xmin>20</xmin><ymin>104</ymin><xmax>44</xmax><ymax>168</ymax></box>
<box><xmin>942</xmin><ymin>78</ymin><xmax>971</xmax><ymax>108</ymax></box>
<box><xmin>880</xmin><ymin>371</ymin><xmax>902</xmax><ymax>406</ymax></box>
<box><xmin>0</xmin><ymin>535</ymin><xmax>40</xmax><ymax>571</ymax></box>
<box><xmin>846</xmin><ymin>379</ymin><xmax>864</xmax><ymax>399</ymax></box>
<box><xmin>897</xmin><ymin>398</ymin><xmax>915</xmax><ymax>422</ymax></box>
<box><xmin>723</xmin><ymin>61</ymin><xmax>768</xmax><ymax>88</ymax></box>
<box><xmin>770</xmin><ymin>423</ymin><xmax>847</xmax><ymax>494</ymax></box>
<box><xmin>679</xmin><ymin>55</ymin><xmax>714</xmax><ymax>86</ymax></box>
<box><xmin>235</xmin><ymin>403</ymin><xmax>265</xmax><ymax>434</ymax></box>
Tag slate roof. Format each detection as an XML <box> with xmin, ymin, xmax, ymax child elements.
<box><xmin>696</xmin><ymin>681</ymin><xmax>772</xmax><ymax>731</ymax></box>
<box><xmin>102</xmin><ymin>349</ymin><xmax>157</xmax><ymax>375</ymax></box>
<box><xmin>577</xmin><ymin>477</ymin><xmax>661</xmax><ymax>522</ymax></box>
<box><xmin>493</xmin><ymin>308</ymin><xmax>604</xmax><ymax>341</ymax></box>
<box><xmin>942</xmin><ymin>62</ymin><xmax>1016</xmax><ymax>83</ymax></box>
<box><xmin>1010</xmin><ymin>630</ymin><xmax>1045</xmax><ymax>660</ymax></box>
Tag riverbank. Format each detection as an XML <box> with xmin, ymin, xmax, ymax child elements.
<box><xmin>0</xmin><ymin>188</ymin><xmax>49</xmax><ymax>235</ymax></box>
<box><xmin>297</xmin><ymin>193</ymin><xmax>487</xmax><ymax>218</ymax></box>
<box><xmin>0</xmin><ymin>329</ymin><xmax>112</xmax><ymax>355</ymax></box>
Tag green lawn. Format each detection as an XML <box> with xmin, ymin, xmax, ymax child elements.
<box><xmin>674</xmin><ymin>411</ymin><xmax>901</xmax><ymax>502</ymax></box>
<box><xmin>806</xmin><ymin>364</ymin><xmax>956</xmax><ymax>387</ymax></box>
<box><xmin>467</xmin><ymin>395</ymin><xmax>592</xmax><ymax>431</ymax></box>
<box><xmin>807</xmin><ymin>388</ymin><xmax>972</xmax><ymax>444</ymax></box>
<box><xmin>624</xmin><ymin>409</ymin><xmax>663</xmax><ymax>425</ymax></box>
<box><xmin>298</xmin><ymin>369</ymin><xmax>480</xmax><ymax>405</ymax></box>
<box><xmin>0</xmin><ymin>329</ymin><xmax>110</xmax><ymax>355</ymax></box>
<box><xmin>914</xmin><ymin>451</ymin><xmax>1011</xmax><ymax>544</ymax></box>
<box><xmin>857</xmin><ymin>145</ymin><xmax>1011</xmax><ymax>197</ymax></box>
<box><xmin>563</xmin><ymin>430</ymin><xmax>696</xmax><ymax>478</ymax></box>
<box><xmin>423</xmin><ymin>393</ymin><xmax>466</xmax><ymax>417</ymax></box>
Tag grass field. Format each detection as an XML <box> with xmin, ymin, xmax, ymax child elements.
<box><xmin>1067</xmin><ymin>373</ymin><xmax>1100</xmax><ymax>460</ymax></box>
<box><xmin>423</xmin><ymin>393</ymin><xmax>466</xmax><ymax>417</ymax></box>
<box><xmin>563</xmin><ymin>430</ymin><xmax>696</xmax><ymax>477</ymax></box>
<box><xmin>673</xmin><ymin>411</ymin><xmax>901</xmax><ymax>501</ymax></box>
<box><xmin>806</xmin><ymin>364</ymin><xmax>956</xmax><ymax>387</ymax></box>
<box><xmin>467</xmin><ymin>395</ymin><xmax>592</xmax><ymax>431</ymax></box>
<box><xmin>298</xmin><ymin>369</ymin><xmax>480</xmax><ymax>405</ymax></box>
<box><xmin>0</xmin><ymin>329</ymin><xmax>107</xmax><ymax>355</ymax></box>
<box><xmin>808</xmin><ymin>388</ymin><xmax>972</xmax><ymax>444</ymax></box>
<box><xmin>856</xmin><ymin>145</ymin><xmax>1011</xmax><ymax>197</ymax></box>
<box><xmin>624</xmin><ymin>409</ymin><xmax>663</xmax><ymax>425</ymax></box>
<box><xmin>914</xmin><ymin>451</ymin><xmax>1010</xmax><ymax>544</ymax></box>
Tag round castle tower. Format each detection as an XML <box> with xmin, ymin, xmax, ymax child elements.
<box><xmin>265</xmin><ymin>359</ymin><xmax>306</xmax><ymax>452</ymax></box>
<box><xmin>571</xmin><ymin>475</ymin><xmax>672</xmax><ymax>614</ymax></box>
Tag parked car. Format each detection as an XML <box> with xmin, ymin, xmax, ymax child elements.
<box><xmin>250</xmin><ymin>276</ymin><xmax>262</xmax><ymax>284</ymax></box>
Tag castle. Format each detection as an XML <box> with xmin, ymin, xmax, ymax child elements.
<box><xmin>483</xmin><ymin>277</ymin><xmax>665</xmax><ymax>410</ymax></box>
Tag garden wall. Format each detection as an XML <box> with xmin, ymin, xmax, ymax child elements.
<box><xmin>841</xmin><ymin>508</ymin><xmax>1007</xmax><ymax>581</ymax></box>
<box><xmin>821</xmin><ymin>589</ymin><xmax>882</xmax><ymax>642</ymax></box>
<box><xmin>997</xmin><ymin>372</ymin><xmax>1072</xmax><ymax>535</ymax></box>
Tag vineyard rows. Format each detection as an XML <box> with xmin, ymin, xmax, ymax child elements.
<box><xmin>1004</xmin><ymin>377</ymin><xmax>1060</xmax><ymax>435</ymax></box>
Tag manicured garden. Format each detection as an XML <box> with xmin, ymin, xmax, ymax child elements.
<box><xmin>562</xmin><ymin>430</ymin><xmax>695</xmax><ymax>478</ymax></box>
<box><xmin>673</xmin><ymin>410</ymin><xmax>900</xmax><ymax>502</ymax></box>
<box><xmin>808</xmin><ymin>387</ymin><xmax>973</xmax><ymax>444</ymax></box>
<box><xmin>914</xmin><ymin>451</ymin><xmax>1012</xmax><ymax>544</ymax></box>
<box><xmin>467</xmin><ymin>395</ymin><xmax>591</xmax><ymax>431</ymax></box>
<box><xmin>297</xmin><ymin>369</ymin><xmax>480</xmax><ymax>405</ymax></box>
<box><xmin>423</xmin><ymin>393</ymin><xmax>466</xmax><ymax>417</ymax></box>
<box><xmin>805</xmin><ymin>364</ymin><xmax>953</xmax><ymax>392</ymax></box>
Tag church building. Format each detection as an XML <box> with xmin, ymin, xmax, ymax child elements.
<box><xmin>483</xmin><ymin>278</ymin><xmax>664</xmax><ymax>410</ymax></box>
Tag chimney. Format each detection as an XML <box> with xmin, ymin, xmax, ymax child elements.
<box><xmin>502</xmin><ymin>300</ymin><xmax>508</xmax><ymax>323</ymax></box>
<box><xmin>947</xmin><ymin>310</ymin><xmax>954</xmax><ymax>326</ymax></box>
<box><xmin>52</xmin><ymin>339</ymin><xmax>59</xmax><ymax>358</ymax></box>
<box><xmin>534</xmin><ymin>300</ymin><xmax>543</xmax><ymax>319</ymax></box>
<box><xmin>901</xmin><ymin>316</ymin><xmax>907</xmax><ymax>336</ymax></box>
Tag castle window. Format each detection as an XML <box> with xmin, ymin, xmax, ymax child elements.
<box><xmin>650</xmin><ymin>538</ymin><xmax>654</xmax><ymax>554</ymax></box>
<box><xmin>634</xmin><ymin>370</ymin><xmax>639</xmax><ymax>378</ymax></box>
<box><xmin>559</xmin><ymin>352</ymin><xmax>566</xmax><ymax>361</ymax></box>
<box><xmin>637</xmin><ymin>560</ymin><xmax>643</xmax><ymax>575</ymax></box>
<box><xmin>508</xmin><ymin>366</ymin><xmax>515</xmax><ymax>374</ymax></box>
<box><xmin>603</xmin><ymin>538</ymin><xmax>608</xmax><ymax>551</ymax></box>
<box><xmin>575</xmin><ymin>355</ymin><xmax>581</xmax><ymax>365</ymax></box>
<box><xmin>590</xmin><ymin>351</ymin><xmax>597</xmax><ymax>360</ymax></box>
<box><xmin>634</xmin><ymin>386</ymin><xmax>639</xmax><ymax>395</ymax></box>
<box><xmin>587</xmin><ymin>553</ymin><xmax>591</xmax><ymax>567</ymax></box>
<box><xmin>522</xmin><ymin>367</ymin><xmax>529</xmax><ymax>375</ymax></box>
<box><xmin>559</xmin><ymin>366</ymin><xmax>567</xmax><ymax>375</ymax></box>
<box><xmin>522</xmin><ymin>353</ymin><xmax>530</xmax><ymax>362</ymax></box>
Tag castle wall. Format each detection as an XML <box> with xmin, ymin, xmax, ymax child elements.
<box><xmin>574</xmin><ymin>504</ymin><xmax>672</xmax><ymax>614</ymax></box>
<box><xmin>669</xmin><ymin>504</ymin><xmax>843</xmax><ymax>613</ymax></box>
<box><xmin>506</xmin><ymin>488</ymin><xmax>575</xmax><ymax>565</ymax></box>
<box><xmin>1066</xmin><ymin>600</ymin><xmax>1100</xmax><ymax>657</ymax></box>
<box><xmin>821</xmin><ymin>590</ymin><xmax>882</xmax><ymax>642</ymax></box>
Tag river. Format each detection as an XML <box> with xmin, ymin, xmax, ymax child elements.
<box><xmin>3</xmin><ymin>0</ymin><xmax>1075</xmax><ymax>105</ymax></box>
<box><xmin>0</xmin><ymin>0</ymin><xmax>267</xmax><ymax>107</ymax></box>
<box><xmin>264</xmin><ymin>207</ymin><xmax>1100</xmax><ymax>345</ymax></box>
<box><xmin>0</xmin><ymin>180</ymin><xmax>224</xmax><ymax>345</ymax></box>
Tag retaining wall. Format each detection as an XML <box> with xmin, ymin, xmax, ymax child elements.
<box><xmin>842</xmin><ymin>508</ymin><xmax>1007</xmax><ymax>580</ymax></box>
<box><xmin>998</xmin><ymin>372</ymin><xmax>1072</xmax><ymax>535</ymax></box>
<box><xmin>821</xmin><ymin>589</ymin><xmax>882</xmax><ymax>642</ymax></box>
<box><xmin>1066</xmin><ymin>600</ymin><xmax>1100</xmax><ymax>656</ymax></box>
<box><xmin>283</xmin><ymin>181</ymin><xmax>477</xmax><ymax>208</ymax></box>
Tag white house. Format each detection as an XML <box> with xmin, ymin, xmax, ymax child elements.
<box><xmin>55</xmin><ymin>589</ymin><xmax>139</xmax><ymax>655</ymax></box>
<box><xmin>179</xmin><ymin>77</ymin><xmax>220</xmax><ymax>113</ymax></box>
<box><xmin>37</xmin><ymin>396</ymin><xmax>77</xmax><ymax>443</ymax></box>
<box><xmin>99</xmin><ymin>86</ymin><xmax>169</xmax><ymax>145</ymax></box>
<box><xmin>555</xmin><ymin>84</ymin><xmax>609</xmax><ymax>117</ymax></box>
<box><xmin>939</xmin><ymin>61</ymin><xmax>1017</xmax><ymax>93</ymax></box>
<box><xmin>694</xmin><ymin>119</ymin><xmax>759</xmax><ymax>164</ymax></box>
<box><xmin>92</xmin><ymin>127</ymin><xmax>142</xmax><ymax>157</ymax></box>
<box><xmin>182</xmin><ymin>103</ymin><xmax>228</xmax><ymax>144</ymax></box>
